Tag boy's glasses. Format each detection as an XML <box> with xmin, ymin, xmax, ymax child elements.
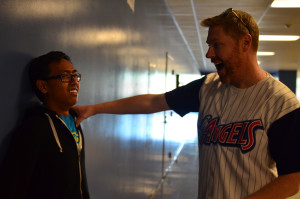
<box><xmin>44</xmin><ymin>73</ymin><xmax>81</xmax><ymax>82</ymax></box>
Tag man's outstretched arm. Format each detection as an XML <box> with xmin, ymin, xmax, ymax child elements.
<box><xmin>73</xmin><ymin>94</ymin><xmax>170</xmax><ymax>126</ymax></box>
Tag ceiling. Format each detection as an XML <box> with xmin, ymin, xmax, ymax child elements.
<box><xmin>163</xmin><ymin>0</ymin><xmax>300</xmax><ymax>73</ymax></box>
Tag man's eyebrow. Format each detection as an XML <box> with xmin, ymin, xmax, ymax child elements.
<box><xmin>206</xmin><ymin>39</ymin><xmax>212</xmax><ymax>44</ymax></box>
<box><xmin>207</xmin><ymin>38</ymin><xmax>220</xmax><ymax>44</ymax></box>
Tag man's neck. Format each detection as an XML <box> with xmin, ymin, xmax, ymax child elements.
<box><xmin>231</xmin><ymin>62</ymin><xmax>267</xmax><ymax>89</ymax></box>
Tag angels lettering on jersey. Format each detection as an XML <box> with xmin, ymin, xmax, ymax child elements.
<box><xmin>198</xmin><ymin>115</ymin><xmax>264</xmax><ymax>153</ymax></box>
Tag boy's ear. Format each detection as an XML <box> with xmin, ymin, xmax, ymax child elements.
<box><xmin>36</xmin><ymin>80</ymin><xmax>48</xmax><ymax>94</ymax></box>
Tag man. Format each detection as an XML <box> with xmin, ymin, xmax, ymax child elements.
<box><xmin>73</xmin><ymin>9</ymin><xmax>300</xmax><ymax>199</ymax></box>
<box><xmin>0</xmin><ymin>51</ymin><xmax>90</xmax><ymax>199</ymax></box>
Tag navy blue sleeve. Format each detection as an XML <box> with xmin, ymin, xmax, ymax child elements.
<box><xmin>268</xmin><ymin>108</ymin><xmax>300</xmax><ymax>175</ymax></box>
<box><xmin>165</xmin><ymin>76</ymin><xmax>206</xmax><ymax>117</ymax></box>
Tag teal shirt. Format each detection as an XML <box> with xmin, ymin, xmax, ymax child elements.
<box><xmin>58</xmin><ymin>114</ymin><xmax>79</xmax><ymax>144</ymax></box>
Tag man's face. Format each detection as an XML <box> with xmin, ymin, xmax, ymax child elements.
<box><xmin>43</xmin><ymin>59</ymin><xmax>80</xmax><ymax>112</ymax></box>
<box><xmin>206</xmin><ymin>25</ymin><xmax>243</xmax><ymax>85</ymax></box>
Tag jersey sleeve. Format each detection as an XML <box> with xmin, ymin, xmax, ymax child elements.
<box><xmin>165</xmin><ymin>76</ymin><xmax>206</xmax><ymax>117</ymax></box>
<box><xmin>268</xmin><ymin>108</ymin><xmax>300</xmax><ymax>175</ymax></box>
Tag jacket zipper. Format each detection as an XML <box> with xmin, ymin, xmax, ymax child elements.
<box><xmin>78</xmin><ymin>153</ymin><xmax>83</xmax><ymax>198</ymax></box>
<box><xmin>56</xmin><ymin>115</ymin><xmax>83</xmax><ymax>199</ymax></box>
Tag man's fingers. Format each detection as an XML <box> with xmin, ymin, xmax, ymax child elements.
<box><xmin>75</xmin><ymin>117</ymin><xmax>83</xmax><ymax>127</ymax></box>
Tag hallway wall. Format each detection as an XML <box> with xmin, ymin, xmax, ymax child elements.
<box><xmin>0</xmin><ymin>0</ymin><xmax>199</xmax><ymax>198</ymax></box>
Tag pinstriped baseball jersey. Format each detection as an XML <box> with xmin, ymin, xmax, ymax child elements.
<box><xmin>197</xmin><ymin>72</ymin><xmax>299</xmax><ymax>199</ymax></box>
<box><xmin>165</xmin><ymin>72</ymin><xmax>300</xmax><ymax>199</ymax></box>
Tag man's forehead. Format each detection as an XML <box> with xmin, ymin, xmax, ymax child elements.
<box><xmin>206</xmin><ymin>28</ymin><xmax>221</xmax><ymax>43</ymax></box>
<box><xmin>208</xmin><ymin>25</ymin><xmax>224</xmax><ymax>34</ymax></box>
<box><xmin>206</xmin><ymin>25</ymin><xmax>228</xmax><ymax>43</ymax></box>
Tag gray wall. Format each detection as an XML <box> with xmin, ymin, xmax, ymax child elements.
<box><xmin>0</xmin><ymin>0</ymin><xmax>199</xmax><ymax>198</ymax></box>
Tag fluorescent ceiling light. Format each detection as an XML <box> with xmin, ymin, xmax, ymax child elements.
<box><xmin>259</xmin><ymin>35</ymin><xmax>300</xmax><ymax>41</ymax></box>
<box><xmin>271</xmin><ymin>0</ymin><xmax>300</xmax><ymax>8</ymax></box>
<box><xmin>257</xmin><ymin>51</ymin><xmax>275</xmax><ymax>56</ymax></box>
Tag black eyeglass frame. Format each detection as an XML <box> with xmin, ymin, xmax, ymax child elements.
<box><xmin>220</xmin><ymin>8</ymin><xmax>251</xmax><ymax>34</ymax></box>
<box><xmin>44</xmin><ymin>73</ymin><xmax>81</xmax><ymax>83</ymax></box>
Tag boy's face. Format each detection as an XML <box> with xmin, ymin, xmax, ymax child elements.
<box><xmin>42</xmin><ymin>58</ymin><xmax>80</xmax><ymax>114</ymax></box>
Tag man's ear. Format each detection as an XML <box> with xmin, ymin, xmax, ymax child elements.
<box><xmin>242</xmin><ymin>34</ymin><xmax>252</xmax><ymax>51</ymax></box>
<box><xmin>36</xmin><ymin>80</ymin><xmax>48</xmax><ymax>94</ymax></box>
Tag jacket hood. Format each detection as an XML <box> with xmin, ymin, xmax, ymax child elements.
<box><xmin>24</xmin><ymin>105</ymin><xmax>78</xmax><ymax>119</ymax></box>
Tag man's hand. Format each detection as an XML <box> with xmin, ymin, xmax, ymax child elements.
<box><xmin>72</xmin><ymin>94</ymin><xmax>170</xmax><ymax>127</ymax></box>
<box><xmin>72</xmin><ymin>105</ymin><xmax>96</xmax><ymax>127</ymax></box>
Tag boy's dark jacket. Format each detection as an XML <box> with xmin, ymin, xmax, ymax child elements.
<box><xmin>0</xmin><ymin>106</ymin><xmax>90</xmax><ymax>199</ymax></box>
